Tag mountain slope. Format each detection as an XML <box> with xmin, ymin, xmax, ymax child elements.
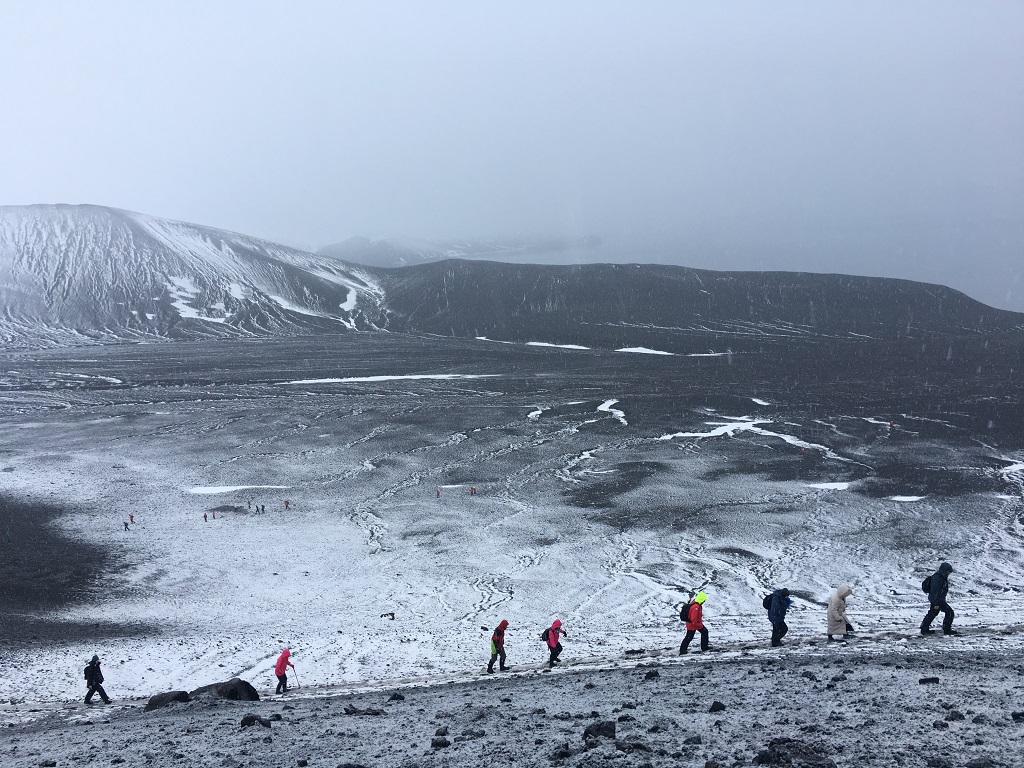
<box><xmin>0</xmin><ymin>204</ymin><xmax>385</xmax><ymax>346</ymax></box>
<box><xmin>317</xmin><ymin>235</ymin><xmax>600</xmax><ymax>269</ymax></box>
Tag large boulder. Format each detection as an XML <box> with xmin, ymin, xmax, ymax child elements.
<box><xmin>189</xmin><ymin>678</ymin><xmax>260</xmax><ymax>701</ymax></box>
<box><xmin>144</xmin><ymin>690</ymin><xmax>191</xmax><ymax>711</ymax></box>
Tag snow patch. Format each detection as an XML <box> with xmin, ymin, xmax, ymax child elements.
<box><xmin>526</xmin><ymin>342</ymin><xmax>590</xmax><ymax>350</ymax></box>
<box><xmin>281</xmin><ymin>374</ymin><xmax>501</xmax><ymax>385</ymax></box>
<box><xmin>889</xmin><ymin>495</ymin><xmax>926</xmax><ymax>502</ymax></box>
<box><xmin>475</xmin><ymin>336</ymin><xmax>514</xmax><ymax>344</ymax></box>
<box><xmin>187</xmin><ymin>485</ymin><xmax>291</xmax><ymax>495</ymax></box>
<box><xmin>616</xmin><ymin>347</ymin><xmax>674</xmax><ymax>356</ymax></box>
<box><xmin>751</xmin><ymin>398</ymin><xmax>771</xmax><ymax>406</ymax></box>
<box><xmin>806</xmin><ymin>482</ymin><xmax>850</xmax><ymax>490</ymax></box>
<box><xmin>597</xmin><ymin>399</ymin><xmax>628</xmax><ymax>425</ymax></box>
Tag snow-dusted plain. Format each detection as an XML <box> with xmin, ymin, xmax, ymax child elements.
<box><xmin>1</xmin><ymin>331</ymin><xmax>1022</xmax><ymax>732</ymax></box>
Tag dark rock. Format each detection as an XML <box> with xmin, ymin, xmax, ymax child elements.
<box><xmin>584</xmin><ymin>682</ymin><xmax>595</xmax><ymax>689</ymax></box>
<box><xmin>531</xmin><ymin>707</ymin><xmax>547</xmax><ymax>715</ymax></box>
<box><xmin>337</xmin><ymin>764</ymin><xmax>370</xmax><ymax>768</ymax></box>
<box><xmin>39</xmin><ymin>762</ymin><xmax>57</xmax><ymax>768</ymax></box>
<box><xmin>144</xmin><ymin>691</ymin><xmax>191</xmax><ymax>712</ymax></box>
<box><xmin>551</xmin><ymin>742</ymin><xmax>573</xmax><ymax>760</ymax></box>
<box><xmin>430</xmin><ymin>737</ymin><xmax>451</xmax><ymax>749</ymax></box>
<box><xmin>460</xmin><ymin>727</ymin><xmax>485</xmax><ymax>739</ymax></box>
<box><xmin>830</xmin><ymin>674</ymin><xmax>846</xmax><ymax>683</ymax></box>
<box><xmin>583</xmin><ymin>720</ymin><xmax>616</xmax><ymax>740</ymax></box>
<box><xmin>965</xmin><ymin>760</ymin><xmax>998</xmax><ymax>768</ymax></box>
<box><xmin>435</xmin><ymin>726</ymin><xmax>449</xmax><ymax>737</ymax></box>
<box><xmin>499</xmin><ymin>696</ymin><xmax>512</xmax><ymax>703</ymax></box>
<box><xmin>919</xmin><ymin>677</ymin><xmax>940</xmax><ymax>685</ymax></box>
<box><xmin>269</xmin><ymin>713</ymin><xmax>283</xmax><ymax>721</ymax></box>
<box><xmin>684</xmin><ymin>735</ymin><xmax>703</xmax><ymax>744</ymax></box>
<box><xmin>240</xmin><ymin>714</ymin><xmax>271</xmax><ymax>729</ymax></box>
<box><xmin>388</xmin><ymin>692</ymin><xmax>405</xmax><ymax>701</ymax></box>
<box><xmin>344</xmin><ymin>704</ymin><xmax>385</xmax><ymax>716</ymax></box>
<box><xmin>944</xmin><ymin>710</ymin><xmax>965</xmax><ymax>721</ymax></box>
<box><xmin>617</xmin><ymin>714</ymin><xmax>636</xmax><ymax>722</ymax></box>
<box><xmin>932</xmin><ymin>719</ymin><xmax>949</xmax><ymax>730</ymax></box>
<box><xmin>625</xmin><ymin>649</ymin><xmax>646</xmax><ymax>655</ymax></box>
<box><xmin>298</xmin><ymin>761</ymin><xmax>308</xmax><ymax>767</ymax></box>
<box><xmin>801</xmin><ymin>671</ymin><xmax>818</xmax><ymax>681</ymax></box>
<box><xmin>972</xmin><ymin>715</ymin><xmax>988</xmax><ymax>724</ymax></box>
<box><xmin>709</xmin><ymin>701</ymin><xmax>726</xmax><ymax>713</ymax></box>
<box><xmin>705</xmin><ymin>762</ymin><xmax>721</xmax><ymax>768</ymax></box>
<box><xmin>925</xmin><ymin>759</ymin><xmax>954</xmax><ymax>768</ymax></box>
<box><xmin>648</xmin><ymin>724</ymin><xmax>664</xmax><ymax>733</ymax></box>
<box><xmin>191</xmin><ymin>678</ymin><xmax>260</xmax><ymax>702</ymax></box>
<box><xmin>644</xmin><ymin>670</ymin><xmax>660</xmax><ymax>680</ymax></box>
<box><xmin>1011</xmin><ymin>712</ymin><xmax>1024</xmax><ymax>722</ymax></box>
<box><xmin>752</xmin><ymin>738</ymin><xmax>836</xmax><ymax>767</ymax></box>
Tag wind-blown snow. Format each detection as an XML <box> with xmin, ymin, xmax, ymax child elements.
<box><xmin>616</xmin><ymin>347</ymin><xmax>674</xmax><ymax>356</ymax></box>
<box><xmin>187</xmin><ymin>485</ymin><xmax>291</xmax><ymax>495</ymax></box>
<box><xmin>751</xmin><ymin>398</ymin><xmax>771</xmax><ymax>406</ymax></box>
<box><xmin>806</xmin><ymin>482</ymin><xmax>850</xmax><ymax>490</ymax></box>
<box><xmin>475</xmin><ymin>336</ymin><xmax>514</xmax><ymax>344</ymax></box>
<box><xmin>281</xmin><ymin>374</ymin><xmax>501</xmax><ymax>385</ymax></box>
<box><xmin>526</xmin><ymin>342</ymin><xmax>590</xmax><ymax>350</ymax></box>
<box><xmin>889</xmin><ymin>495</ymin><xmax>926</xmax><ymax>502</ymax></box>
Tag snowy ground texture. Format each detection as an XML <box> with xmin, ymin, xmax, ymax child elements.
<box><xmin>1</xmin><ymin>333</ymin><xmax>1022</xmax><ymax>750</ymax></box>
<box><xmin>3</xmin><ymin>633</ymin><xmax>1024</xmax><ymax>768</ymax></box>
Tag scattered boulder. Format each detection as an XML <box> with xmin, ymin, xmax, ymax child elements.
<box><xmin>39</xmin><ymin>761</ymin><xmax>57</xmax><ymax>768</ymax></box>
<box><xmin>1011</xmin><ymin>712</ymin><xmax>1024</xmax><ymax>722</ymax></box>
<box><xmin>709</xmin><ymin>701</ymin><xmax>727</xmax><ymax>713</ymax></box>
<box><xmin>972</xmin><ymin>715</ymin><xmax>989</xmax><ymax>724</ymax></box>
<box><xmin>919</xmin><ymin>677</ymin><xmax>940</xmax><ymax>685</ymax></box>
<box><xmin>684</xmin><ymin>735</ymin><xmax>703</xmax><ymax>745</ymax></box>
<box><xmin>430</xmin><ymin>737</ymin><xmax>451</xmax><ymax>749</ymax></box>
<box><xmin>615</xmin><ymin>739</ymin><xmax>652</xmax><ymax>753</ymax></box>
<box><xmin>144</xmin><ymin>691</ymin><xmax>191</xmax><ymax>712</ymax></box>
<box><xmin>944</xmin><ymin>710</ymin><xmax>965</xmax><ymax>722</ymax></box>
<box><xmin>644</xmin><ymin>670</ymin><xmax>660</xmax><ymax>680</ymax></box>
<box><xmin>269</xmin><ymin>713</ymin><xmax>283</xmax><ymax>722</ymax></box>
<box><xmin>925</xmin><ymin>758</ymin><xmax>953</xmax><ymax>768</ymax></box>
<box><xmin>344</xmin><ymin>704</ymin><xmax>384</xmax><ymax>716</ymax></box>
<box><xmin>753</xmin><ymin>738</ymin><xmax>836</xmax><ymax>767</ymax></box>
<box><xmin>965</xmin><ymin>759</ymin><xmax>998</xmax><ymax>768</ymax></box>
<box><xmin>298</xmin><ymin>761</ymin><xmax>308</xmax><ymax>767</ymax></box>
<box><xmin>240</xmin><ymin>713</ymin><xmax>271</xmax><ymax>729</ymax></box>
<box><xmin>625</xmin><ymin>649</ymin><xmax>645</xmax><ymax>656</ymax></box>
<box><xmin>454</xmin><ymin>727</ymin><xmax>486</xmax><ymax>743</ymax></box>
<box><xmin>583</xmin><ymin>720</ymin><xmax>616</xmax><ymax>740</ymax></box>
<box><xmin>435</xmin><ymin>726</ymin><xmax>449</xmax><ymax>737</ymax></box>
<box><xmin>550</xmin><ymin>742</ymin><xmax>573</xmax><ymax>760</ymax></box>
<box><xmin>190</xmin><ymin>678</ymin><xmax>259</xmax><ymax>702</ymax></box>
<box><xmin>932</xmin><ymin>720</ymin><xmax>949</xmax><ymax>730</ymax></box>
<box><xmin>388</xmin><ymin>692</ymin><xmax>405</xmax><ymax>701</ymax></box>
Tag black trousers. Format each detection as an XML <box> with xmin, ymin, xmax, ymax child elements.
<box><xmin>488</xmin><ymin>647</ymin><xmax>507</xmax><ymax>671</ymax></box>
<box><xmin>548</xmin><ymin>642</ymin><xmax>562</xmax><ymax>665</ymax></box>
<box><xmin>921</xmin><ymin>601</ymin><xmax>955</xmax><ymax>633</ymax></box>
<box><xmin>771</xmin><ymin>621</ymin><xmax>789</xmax><ymax>647</ymax></box>
<box><xmin>85</xmin><ymin>683</ymin><xmax>109</xmax><ymax>703</ymax></box>
<box><xmin>276</xmin><ymin>673</ymin><xmax>288</xmax><ymax>693</ymax></box>
<box><xmin>680</xmin><ymin>627</ymin><xmax>709</xmax><ymax>652</ymax></box>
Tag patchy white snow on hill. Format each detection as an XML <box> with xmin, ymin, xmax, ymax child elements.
<box><xmin>0</xmin><ymin>204</ymin><xmax>385</xmax><ymax>347</ymax></box>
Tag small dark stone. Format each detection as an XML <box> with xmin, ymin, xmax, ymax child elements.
<box><xmin>39</xmin><ymin>762</ymin><xmax>58</xmax><ymax>768</ymax></box>
<box><xmin>944</xmin><ymin>710</ymin><xmax>965</xmax><ymax>722</ymax></box>
<box><xmin>830</xmin><ymin>674</ymin><xmax>846</xmax><ymax>683</ymax></box>
<box><xmin>648</xmin><ymin>724</ymin><xmax>664</xmax><ymax>733</ymax></box>
<box><xmin>499</xmin><ymin>696</ymin><xmax>512</xmax><ymax>703</ymax></box>
<box><xmin>269</xmin><ymin>713</ymin><xmax>283</xmax><ymax>722</ymax></box>
<box><xmin>925</xmin><ymin>758</ymin><xmax>954</xmax><ymax>768</ymax></box>
<box><xmin>617</xmin><ymin>714</ymin><xmax>636</xmax><ymax>722</ymax></box>
<box><xmin>615</xmin><ymin>739</ymin><xmax>652</xmax><ymax>753</ymax></box>
<box><xmin>460</xmin><ymin>727</ymin><xmax>485</xmax><ymax>739</ymax></box>
<box><xmin>1011</xmin><ymin>711</ymin><xmax>1024</xmax><ymax>722</ymax></box>
<box><xmin>388</xmin><ymin>692</ymin><xmax>405</xmax><ymax>701</ymax></box>
<box><xmin>919</xmin><ymin>677</ymin><xmax>940</xmax><ymax>685</ymax></box>
<box><xmin>965</xmin><ymin>759</ymin><xmax>998</xmax><ymax>768</ymax></box>
<box><xmin>551</xmin><ymin>742</ymin><xmax>573</xmax><ymax>760</ymax></box>
<box><xmin>584</xmin><ymin>682</ymin><xmax>595</xmax><ymax>690</ymax></box>
<box><xmin>644</xmin><ymin>670</ymin><xmax>660</xmax><ymax>680</ymax></box>
<box><xmin>801</xmin><ymin>671</ymin><xmax>818</xmax><ymax>681</ymax></box>
<box><xmin>709</xmin><ymin>701</ymin><xmax>726</xmax><ymax>713</ymax></box>
<box><xmin>705</xmin><ymin>762</ymin><xmax>721</xmax><ymax>768</ymax></box>
<box><xmin>684</xmin><ymin>735</ymin><xmax>703</xmax><ymax>745</ymax></box>
<box><xmin>583</xmin><ymin>720</ymin><xmax>616</xmax><ymax>740</ymax></box>
<box><xmin>435</xmin><ymin>726</ymin><xmax>449</xmax><ymax>737</ymax></box>
<box><xmin>972</xmin><ymin>714</ymin><xmax>988</xmax><ymax>724</ymax></box>
<box><xmin>932</xmin><ymin>719</ymin><xmax>949</xmax><ymax>730</ymax></box>
<box><xmin>298</xmin><ymin>761</ymin><xmax>308</xmax><ymax>767</ymax></box>
<box><xmin>240</xmin><ymin>713</ymin><xmax>271</xmax><ymax>728</ymax></box>
<box><xmin>262</xmin><ymin>735</ymin><xmax>272</xmax><ymax>744</ymax></box>
<box><xmin>430</xmin><ymin>737</ymin><xmax>451</xmax><ymax>749</ymax></box>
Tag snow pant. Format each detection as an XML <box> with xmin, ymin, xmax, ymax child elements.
<box><xmin>680</xmin><ymin>627</ymin><xmax>709</xmax><ymax>653</ymax></box>
<box><xmin>276</xmin><ymin>674</ymin><xmax>288</xmax><ymax>694</ymax></box>
<box><xmin>548</xmin><ymin>642</ymin><xmax>563</xmax><ymax>666</ymax></box>
<box><xmin>921</xmin><ymin>601</ymin><xmax>955</xmax><ymax>633</ymax></box>
<box><xmin>488</xmin><ymin>647</ymin><xmax>507</xmax><ymax>672</ymax></box>
<box><xmin>85</xmin><ymin>683</ymin><xmax>110</xmax><ymax>704</ymax></box>
<box><xmin>771</xmin><ymin>621</ymin><xmax>789</xmax><ymax>647</ymax></box>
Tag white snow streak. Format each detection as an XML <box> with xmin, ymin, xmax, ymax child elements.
<box><xmin>616</xmin><ymin>347</ymin><xmax>674</xmax><ymax>356</ymax></box>
<box><xmin>526</xmin><ymin>342</ymin><xmax>590</xmax><ymax>350</ymax></box>
<box><xmin>806</xmin><ymin>482</ymin><xmax>850</xmax><ymax>490</ymax></box>
<box><xmin>187</xmin><ymin>485</ymin><xmax>291</xmax><ymax>494</ymax></box>
<box><xmin>598</xmin><ymin>399</ymin><xmax>628</xmax><ymax>425</ymax></box>
<box><xmin>281</xmin><ymin>374</ymin><xmax>500</xmax><ymax>385</ymax></box>
<box><xmin>751</xmin><ymin>398</ymin><xmax>771</xmax><ymax>406</ymax></box>
<box><xmin>889</xmin><ymin>495</ymin><xmax>926</xmax><ymax>502</ymax></box>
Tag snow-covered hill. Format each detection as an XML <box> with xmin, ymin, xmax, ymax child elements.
<box><xmin>0</xmin><ymin>205</ymin><xmax>385</xmax><ymax>347</ymax></box>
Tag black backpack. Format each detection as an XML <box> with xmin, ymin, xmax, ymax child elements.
<box><xmin>540</xmin><ymin>627</ymin><xmax>550</xmax><ymax>642</ymax></box>
<box><xmin>680</xmin><ymin>601</ymin><xmax>695</xmax><ymax>623</ymax></box>
<box><xmin>762</xmin><ymin>594</ymin><xmax>773</xmax><ymax>611</ymax></box>
<box><xmin>921</xmin><ymin>575</ymin><xmax>932</xmax><ymax>593</ymax></box>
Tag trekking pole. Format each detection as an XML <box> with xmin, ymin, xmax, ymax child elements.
<box><xmin>292</xmin><ymin>668</ymin><xmax>301</xmax><ymax>689</ymax></box>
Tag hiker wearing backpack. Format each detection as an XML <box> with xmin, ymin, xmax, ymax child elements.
<box><xmin>543</xmin><ymin>619</ymin><xmax>566</xmax><ymax>667</ymax></box>
<box><xmin>827</xmin><ymin>584</ymin><xmax>854</xmax><ymax>641</ymax></box>
<box><xmin>679</xmin><ymin>592</ymin><xmax>709</xmax><ymax>654</ymax></box>
<box><xmin>766</xmin><ymin>588</ymin><xmax>791</xmax><ymax>647</ymax></box>
<box><xmin>487</xmin><ymin>619</ymin><xmax>510</xmax><ymax>673</ymax></box>
<box><xmin>84</xmin><ymin>654</ymin><xmax>111</xmax><ymax>705</ymax></box>
<box><xmin>920</xmin><ymin>562</ymin><xmax>958</xmax><ymax>636</ymax></box>
<box><xmin>274</xmin><ymin>648</ymin><xmax>295</xmax><ymax>693</ymax></box>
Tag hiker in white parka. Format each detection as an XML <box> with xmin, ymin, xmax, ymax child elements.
<box><xmin>827</xmin><ymin>584</ymin><xmax>854</xmax><ymax>641</ymax></box>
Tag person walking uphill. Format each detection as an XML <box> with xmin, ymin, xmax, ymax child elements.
<box><xmin>767</xmin><ymin>588</ymin><xmax>791</xmax><ymax>647</ymax></box>
<box><xmin>921</xmin><ymin>562</ymin><xmax>958</xmax><ymax>635</ymax></box>
<box><xmin>679</xmin><ymin>592</ymin><xmax>710</xmax><ymax>654</ymax></box>
<box><xmin>827</xmin><ymin>584</ymin><xmax>854</xmax><ymax>641</ymax></box>
<box><xmin>84</xmin><ymin>655</ymin><xmax>111</xmax><ymax>704</ymax></box>
<box><xmin>488</xmin><ymin>619</ymin><xmax>510</xmax><ymax>673</ymax></box>
<box><xmin>274</xmin><ymin>648</ymin><xmax>295</xmax><ymax>693</ymax></box>
<box><xmin>543</xmin><ymin>619</ymin><xmax>567</xmax><ymax>667</ymax></box>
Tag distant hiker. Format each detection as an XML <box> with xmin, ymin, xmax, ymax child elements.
<box><xmin>128</xmin><ymin>514</ymin><xmax>134</xmax><ymax>524</ymax></box>
<box><xmin>275</xmin><ymin>648</ymin><xmax>295</xmax><ymax>693</ymax></box>
<box><xmin>488</xmin><ymin>619</ymin><xmax>510</xmax><ymax>673</ymax></box>
<box><xmin>261</xmin><ymin>504</ymin><xmax>266</xmax><ymax>514</ymax></box>
<box><xmin>470</xmin><ymin>486</ymin><xmax>477</xmax><ymax>496</ymax></box>
<box><xmin>543</xmin><ymin>619</ymin><xmax>566</xmax><ymax>667</ymax></box>
<box><xmin>212</xmin><ymin>510</ymin><xmax>216</xmax><ymax>520</ymax></box>
<box><xmin>679</xmin><ymin>592</ymin><xmax>710</xmax><ymax>654</ymax></box>
<box><xmin>436</xmin><ymin>488</ymin><xmax>441</xmax><ymax>498</ymax></box>
<box><xmin>284</xmin><ymin>500</ymin><xmax>289</xmax><ymax>509</ymax></box>
<box><xmin>827</xmin><ymin>584</ymin><xmax>854</xmax><ymax>641</ymax></box>
<box><xmin>203</xmin><ymin>512</ymin><xmax>208</xmax><ymax>522</ymax></box>
<box><xmin>247</xmin><ymin>500</ymin><xmax>251</xmax><ymax>509</ymax></box>
<box><xmin>123</xmin><ymin>521</ymin><xmax>130</xmax><ymax>531</ymax></box>
<box><xmin>767</xmin><ymin>588</ymin><xmax>791</xmax><ymax>647</ymax></box>
<box><xmin>84</xmin><ymin>654</ymin><xmax>111</xmax><ymax>704</ymax></box>
<box><xmin>921</xmin><ymin>562</ymin><xmax>958</xmax><ymax>636</ymax></box>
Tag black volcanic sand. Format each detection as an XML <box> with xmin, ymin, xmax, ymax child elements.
<box><xmin>0</xmin><ymin>493</ymin><xmax>151</xmax><ymax>643</ymax></box>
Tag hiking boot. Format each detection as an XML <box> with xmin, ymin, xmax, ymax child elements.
<box><xmin>499</xmin><ymin>666</ymin><xmax>511</xmax><ymax>671</ymax></box>
<box><xmin>487</xmin><ymin>668</ymin><xmax>495</xmax><ymax>674</ymax></box>
<box><xmin>679</xmin><ymin>648</ymin><xmax>688</xmax><ymax>655</ymax></box>
<box><xmin>921</xmin><ymin>629</ymin><xmax>935</xmax><ymax>635</ymax></box>
<box><xmin>943</xmin><ymin>630</ymin><xmax>961</xmax><ymax>636</ymax></box>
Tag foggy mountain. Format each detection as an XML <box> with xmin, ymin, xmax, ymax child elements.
<box><xmin>0</xmin><ymin>204</ymin><xmax>386</xmax><ymax>347</ymax></box>
<box><xmin>1</xmin><ymin>204</ymin><xmax>1021</xmax><ymax>351</ymax></box>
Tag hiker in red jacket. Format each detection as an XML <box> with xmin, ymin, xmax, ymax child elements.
<box><xmin>544</xmin><ymin>619</ymin><xmax>566</xmax><ymax>667</ymax></box>
<box><xmin>274</xmin><ymin>648</ymin><xmax>295</xmax><ymax>694</ymax></box>
<box><xmin>488</xmin><ymin>619</ymin><xmax>510</xmax><ymax>673</ymax></box>
<box><xmin>679</xmin><ymin>592</ymin><xmax>710</xmax><ymax>654</ymax></box>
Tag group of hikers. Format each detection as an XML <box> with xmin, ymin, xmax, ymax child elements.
<box><xmin>79</xmin><ymin>562</ymin><xmax>959</xmax><ymax>703</ymax></box>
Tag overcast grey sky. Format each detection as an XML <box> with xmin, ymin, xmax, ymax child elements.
<box><xmin>2</xmin><ymin>2</ymin><xmax>1022</xmax><ymax>310</ymax></box>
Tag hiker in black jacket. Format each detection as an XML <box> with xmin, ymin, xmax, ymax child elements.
<box><xmin>921</xmin><ymin>562</ymin><xmax>958</xmax><ymax>636</ymax></box>
<box><xmin>84</xmin><ymin>655</ymin><xmax>111</xmax><ymax>704</ymax></box>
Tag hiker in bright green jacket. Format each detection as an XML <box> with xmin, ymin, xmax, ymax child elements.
<box><xmin>488</xmin><ymin>619</ymin><xmax>510</xmax><ymax>673</ymax></box>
